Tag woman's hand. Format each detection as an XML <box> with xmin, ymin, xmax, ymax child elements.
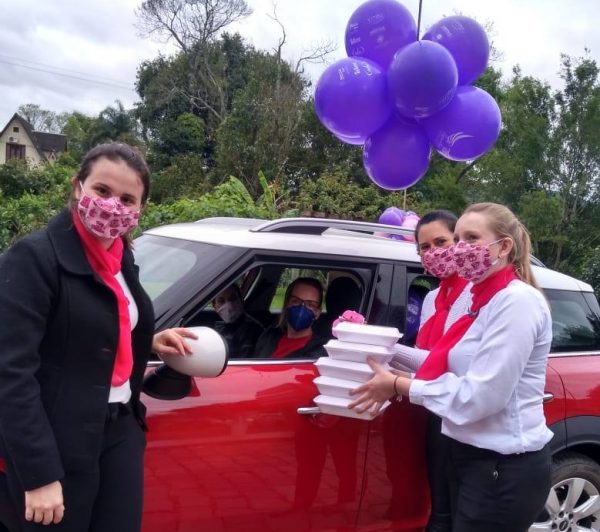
<box><xmin>152</xmin><ymin>327</ymin><xmax>198</xmax><ymax>357</ymax></box>
<box><xmin>390</xmin><ymin>368</ymin><xmax>412</xmax><ymax>379</ymax></box>
<box><xmin>25</xmin><ymin>481</ymin><xmax>64</xmax><ymax>525</ymax></box>
<box><xmin>348</xmin><ymin>358</ymin><xmax>398</xmax><ymax>415</ymax></box>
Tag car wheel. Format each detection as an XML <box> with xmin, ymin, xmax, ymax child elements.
<box><xmin>530</xmin><ymin>452</ymin><xmax>600</xmax><ymax>531</ymax></box>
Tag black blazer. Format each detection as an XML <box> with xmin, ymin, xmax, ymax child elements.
<box><xmin>0</xmin><ymin>209</ymin><xmax>154</xmax><ymax>491</ymax></box>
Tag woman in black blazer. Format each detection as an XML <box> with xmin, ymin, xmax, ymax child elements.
<box><xmin>0</xmin><ymin>143</ymin><xmax>193</xmax><ymax>531</ymax></box>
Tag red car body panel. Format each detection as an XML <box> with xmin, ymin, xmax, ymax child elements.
<box><xmin>141</xmin><ymin>362</ymin><xmax>569</xmax><ymax>531</ymax></box>
<box><xmin>546</xmin><ymin>356</ymin><xmax>600</xmax><ymax>418</ymax></box>
<box><xmin>142</xmin><ymin>363</ymin><xmax>369</xmax><ymax>532</ymax></box>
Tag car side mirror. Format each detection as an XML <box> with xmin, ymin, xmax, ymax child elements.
<box><xmin>142</xmin><ymin>327</ymin><xmax>229</xmax><ymax>400</ymax></box>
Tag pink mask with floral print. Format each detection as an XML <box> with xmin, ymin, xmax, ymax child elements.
<box><xmin>77</xmin><ymin>182</ymin><xmax>140</xmax><ymax>239</ymax></box>
<box><xmin>421</xmin><ymin>246</ymin><xmax>457</xmax><ymax>278</ymax></box>
<box><xmin>452</xmin><ymin>239</ymin><xmax>504</xmax><ymax>283</ymax></box>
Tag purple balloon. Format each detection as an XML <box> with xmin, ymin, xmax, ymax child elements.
<box><xmin>379</xmin><ymin>206</ymin><xmax>406</xmax><ymax>226</ymax></box>
<box><xmin>363</xmin><ymin>118</ymin><xmax>431</xmax><ymax>190</ymax></box>
<box><xmin>345</xmin><ymin>0</ymin><xmax>417</xmax><ymax>69</ymax></box>
<box><xmin>334</xmin><ymin>132</ymin><xmax>365</xmax><ymax>146</ymax></box>
<box><xmin>388</xmin><ymin>40</ymin><xmax>458</xmax><ymax>119</ymax></box>
<box><xmin>420</xmin><ymin>86</ymin><xmax>501</xmax><ymax>161</ymax></box>
<box><xmin>423</xmin><ymin>16</ymin><xmax>490</xmax><ymax>85</ymax></box>
<box><xmin>315</xmin><ymin>57</ymin><xmax>392</xmax><ymax>142</ymax></box>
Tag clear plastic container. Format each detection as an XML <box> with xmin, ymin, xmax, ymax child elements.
<box><xmin>313</xmin><ymin>394</ymin><xmax>390</xmax><ymax>420</ymax></box>
<box><xmin>324</xmin><ymin>339</ymin><xmax>396</xmax><ymax>364</ymax></box>
<box><xmin>332</xmin><ymin>321</ymin><xmax>401</xmax><ymax>347</ymax></box>
<box><xmin>315</xmin><ymin>357</ymin><xmax>374</xmax><ymax>383</ymax></box>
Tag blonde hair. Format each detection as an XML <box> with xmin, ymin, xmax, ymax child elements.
<box><xmin>464</xmin><ymin>202</ymin><xmax>539</xmax><ymax>289</ymax></box>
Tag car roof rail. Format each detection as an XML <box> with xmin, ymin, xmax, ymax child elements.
<box><xmin>251</xmin><ymin>217</ymin><xmax>415</xmax><ymax>237</ymax></box>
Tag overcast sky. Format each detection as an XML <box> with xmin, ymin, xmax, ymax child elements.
<box><xmin>1</xmin><ymin>0</ymin><xmax>598</xmax><ymax>128</ymax></box>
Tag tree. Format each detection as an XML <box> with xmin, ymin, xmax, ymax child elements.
<box><xmin>545</xmin><ymin>53</ymin><xmax>600</xmax><ymax>270</ymax></box>
<box><xmin>86</xmin><ymin>101</ymin><xmax>142</xmax><ymax>148</ymax></box>
<box><xmin>137</xmin><ymin>0</ymin><xmax>252</xmax><ymax>125</ymax></box>
<box><xmin>136</xmin><ymin>0</ymin><xmax>252</xmax><ymax>51</ymax></box>
<box><xmin>213</xmin><ymin>49</ymin><xmax>309</xmax><ymax>195</ymax></box>
<box><xmin>17</xmin><ymin>104</ymin><xmax>68</xmax><ymax>133</ymax></box>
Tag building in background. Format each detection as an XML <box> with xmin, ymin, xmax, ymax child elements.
<box><xmin>0</xmin><ymin>113</ymin><xmax>67</xmax><ymax>165</ymax></box>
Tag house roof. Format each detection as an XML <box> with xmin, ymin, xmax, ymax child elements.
<box><xmin>34</xmin><ymin>131</ymin><xmax>67</xmax><ymax>153</ymax></box>
<box><xmin>0</xmin><ymin>113</ymin><xmax>67</xmax><ymax>160</ymax></box>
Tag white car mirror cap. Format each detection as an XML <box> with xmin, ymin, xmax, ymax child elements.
<box><xmin>158</xmin><ymin>326</ymin><xmax>229</xmax><ymax>378</ymax></box>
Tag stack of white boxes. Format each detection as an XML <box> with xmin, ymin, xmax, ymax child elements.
<box><xmin>312</xmin><ymin>321</ymin><xmax>402</xmax><ymax>420</ymax></box>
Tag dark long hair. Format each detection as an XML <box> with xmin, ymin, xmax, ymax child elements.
<box><xmin>70</xmin><ymin>142</ymin><xmax>151</xmax><ymax>207</ymax></box>
<box><xmin>69</xmin><ymin>143</ymin><xmax>151</xmax><ymax>247</ymax></box>
<box><xmin>414</xmin><ymin>209</ymin><xmax>458</xmax><ymax>249</ymax></box>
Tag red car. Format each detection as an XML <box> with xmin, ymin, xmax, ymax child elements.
<box><xmin>2</xmin><ymin>217</ymin><xmax>600</xmax><ymax>532</ymax></box>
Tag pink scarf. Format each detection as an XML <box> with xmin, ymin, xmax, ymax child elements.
<box><xmin>415</xmin><ymin>266</ymin><xmax>519</xmax><ymax>380</ymax></box>
<box><xmin>72</xmin><ymin>211</ymin><xmax>133</xmax><ymax>386</ymax></box>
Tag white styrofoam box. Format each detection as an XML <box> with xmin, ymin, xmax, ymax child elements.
<box><xmin>315</xmin><ymin>357</ymin><xmax>374</xmax><ymax>383</ymax></box>
<box><xmin>313</xmin><ymin>394</ymin><xmax>390</xmax><ymax>420</ymax></box>
<box><xmin>314</xmin><ymin>376</ymin><xmax>361</xmax><ymax>399</ymax></box>
<box><xmin>324</xmin><ymin>339</ymin><xmax>396</xmax><ymax>364</ymax></box>
<box><xmin>332</xmin><ymin>321</ymin><xmax>402</xmax><ymax>347</ymax></box>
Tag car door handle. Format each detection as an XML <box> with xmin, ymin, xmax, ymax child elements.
<box><xmin>543</xmin><ymin>392</ymin><xmax>554</xmax><ymax>403</ymax></box>
<box><xmin>297</xmin><ymin>406</ymin><xmax>321</xmax><ymax>415</ymax></box>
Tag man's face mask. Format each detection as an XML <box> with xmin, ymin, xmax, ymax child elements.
<box><xmin>216</xmin><ymin>300</ymin><xmax>243</xmax><ymax>324</ymax></box>
<box><xmin>286</xmin><ymin>305</ymin><xmax>316</xmax><ymax>331</ymax></box>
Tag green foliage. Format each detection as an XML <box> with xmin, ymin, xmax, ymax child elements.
<box><xmin>581</xmin><ymin>248</ymin><xmax>600</xmax><ymax>295</ymax></box>
<box><xmin>0</xmin><ymin>159</ymin><xmax>75</xmax><ymax>251</ymax></box>
<box><xmin>10</xmin><ymin>35</ymin><xmax>600</xmax><ymax>290</ymax></box>
<box><xmin>0</xmin><ymin>191</ymin><xmax>67</xmax><ymax>251</ymax></box>
<box><xmin>0</xmin><ymin>159</ymin><xmax>73</xmax><ymax>198</ymax></box>
<box><xmin>155</xmin><ymin>113</ymin><xmax>205</xmax><ymax>158</ymax></box>
<box><xmin>212</xmin><ymin>50</ymin><xmax>308</xmax><ymax>195</ymax></box>
<box><xmin>295</xmin><ymin>169</ymin><xmax>419</xmax><ymax>221</ymax></box>
<box><xmin>139</xmin><ymin>175</ymin><xmax>278</xmax><ymax>232</ymax></box>
<box><xmin>150</xmin><ymin>153</ymin><xmax>208</xmax><ymax>203</ymax></box>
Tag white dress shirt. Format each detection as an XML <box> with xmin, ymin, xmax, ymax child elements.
<box><xmin>108</xmin><ymin>271</ymin><xmax>139</xmax><ymax>404</ymax></box>
<box><xmin>392</xmin><ymin>282</ymin><xmax>472</xmax><ymax>372</ymax></box>
<box><xmin>409</xmin><ymin>280</ymin><xmax>554</xmax><ymax>454</ymax></box>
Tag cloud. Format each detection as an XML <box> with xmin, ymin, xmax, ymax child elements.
<box><xmin>1</xmin><ymin>0</ymin><xmax>599</xmax><ymax>128</ymax></box>
<box><xmin>0</xmin><ymin>0</ymin><xmax>170</xmax><ymax>125</ymax></box>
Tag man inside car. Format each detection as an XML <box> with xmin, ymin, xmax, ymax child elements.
<box><xmin>213</xmin><ymin>285</ymin><xmax>264</xmax><ymax>358</ymax></box>
<box><xmin>253</xmin><ymin>277</ymin><xmax>327</xmax><ymax>359</ymax></box>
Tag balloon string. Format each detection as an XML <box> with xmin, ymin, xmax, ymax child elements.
<box><xmin>416</xmin><ymin>0</ymin><xmax>423</xmax><ymax>40</ymax></box>
<box><xmin>403</xmin><ymin>189</ymin><xmax>407</xmax><ymax>210</ymax></box>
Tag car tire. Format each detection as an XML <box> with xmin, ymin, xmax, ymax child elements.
<box><xmin>530</xmin><ymin>451</ymin><xmax>600</xmax><ymax>531</ymax></box>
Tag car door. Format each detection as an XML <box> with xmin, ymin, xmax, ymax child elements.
<box><xmin>356</xmin><ymin>264</ymin><xmax>431</xmax><ymax>531</ymax></box>
<box><xmin>141</xmin><ymin>256</ymin><xmax>381</xmax><ymax>532</ymax></box>
<box><xmin>542</xmin><ymin>289</ymin><xmax>600</xmax><ymax>442</ymax></box>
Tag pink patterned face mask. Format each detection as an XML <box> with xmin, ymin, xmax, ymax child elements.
<box><xmin>77</xmin><ymin>183</ymin><xmax>140</xmax><ymax>239</ymax></box>
<box><xmin>421</xmin><ymin>246</ymin><xmax>456</xmax><ymax>278</ymax></box>
<box><xmin>453</xmin><ymin>239</ymin><xmax>503</xmax><ymax>283</ymax></box>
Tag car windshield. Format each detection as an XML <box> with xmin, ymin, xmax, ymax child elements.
<box><xmin>133</xmin><ymin>234</ymin><xmax>244</xmax><ymax>325</ymax></box>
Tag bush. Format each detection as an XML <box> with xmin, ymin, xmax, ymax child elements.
<box><xmin>295</xmin><ymin>169</ymin><xmax>420</xmax><ymax>221</ymax></box>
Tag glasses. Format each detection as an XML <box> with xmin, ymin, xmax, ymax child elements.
<box><xmin>288</xmin><ymin>295</ymin><xmax>320</xmax><ymax>312</ymax></box>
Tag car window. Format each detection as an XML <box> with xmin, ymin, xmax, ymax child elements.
<box><xmin>404</xmin><ymin>273</ymin><xmax>439</xmax><ymax>346</ymax></box>
<box><xmin>545</xmin><ymin>289</ymin><xmax>600</xmax><ymax>352</ymax></box>
<box><xmin>180</xmin><ymin>260</ymin><xmax>373</xmax><ymax>360</ymax></box>
<box><xmin>135</xmin><ymin>235</ymin><xmax>198</xmax><ymax>299</ymax></box>
<box><xmin>134</xmin><ymin>234</ymin><xmax>245</xmax><ymax>324</ymax></box>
